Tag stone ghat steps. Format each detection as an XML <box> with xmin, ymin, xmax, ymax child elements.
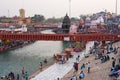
<box><xmin>62</xmin><ymin>53</ymin><xmax>117</xmax><ymax>80</ymax></box>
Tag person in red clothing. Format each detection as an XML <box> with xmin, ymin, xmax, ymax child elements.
<box><xmin>74</xmin><ymin>62</ymin><xmax>78</xmax><ymax>72</ymax></box>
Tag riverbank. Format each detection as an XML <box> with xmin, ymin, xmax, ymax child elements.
<box><xmin>29</xmin><ymin>59</ymin><xmax>56</xmax><ymax>79</ymax></box>
<box><xmin>0</xmin><ymin>40</ymin><xmax>35</xmax><ymax>53</ymax></box>
<box><xmin>61</xmin><ymin>41</ymin><xmax>120</xmax><ymax>80</ymax></box>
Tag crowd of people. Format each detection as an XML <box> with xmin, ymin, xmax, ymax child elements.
<box><xmin>70</xmin><ymin>42</ymin><xmax>120</xmax><ymax>80</ymax></box>
<box><xmin>0</xmin><ymin>40</ymin><xmax>34</xmax><ymax>52</ymax></box>
<box><xmin>71</xmin><ymin>61</ymin><xmax>91</xmax><ymax>80</ymax></box>
<box><xmin>109</xmin><ymin>49</ymin><xmax>120</xmax><ymax>79</ymax></box>
<box><xmin>0</xmin><ymin>67</ymin><xmax>29</xmax><ymax>80</ymax></box>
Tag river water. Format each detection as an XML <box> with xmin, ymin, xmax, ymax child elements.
<box><xmin>0</xmin><ymin>30</ymin><xmax>70</xmax><ymax>77</ymax></box>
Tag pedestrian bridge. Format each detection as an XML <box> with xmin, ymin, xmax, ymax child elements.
<box><xmin>0</xmin><ymin>33</ymin><xmax>119</xmax><ymax>42</ymax></box>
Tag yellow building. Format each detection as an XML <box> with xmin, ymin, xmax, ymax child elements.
<box><xmin>19</xmin><ymin>8</ymin><xmax>25</xmax><ymax>18</ymax></box>
<box><xmin>18</xmin><ymin>18</ymin><xmax>31</xmax><ymax>25</ymax></box>
<box><xmin>26</xmin><ymin>18</ymin><xmax>31</xmax><ymax>24</ymax></box>
<box><xmin>18</xmin><ymin>19</ymin><xmax>24</xmax><ymax>25</ymax></box>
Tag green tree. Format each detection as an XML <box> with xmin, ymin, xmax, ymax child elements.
<box><xmin>45</xmin><ymin>17</ymin><xmax>63</xmax><ymax>23</ymax></box>
<box><xmin>31</xmin><ymin>14</ymin><xmax>45</xmax><ymax>23</ymax></box>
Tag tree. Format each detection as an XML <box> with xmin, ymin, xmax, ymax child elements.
<box><xmin>71</xmin><ymin>17</ymin><xmax>79</xmax><ymax>22</ymax></box>
<box><xmin>80</xmin><ymin>15</ymin><xmax>86</xmax><ymax>21</ymax></box>
<box><xmin>45</xmin><ymin>17</ymin><xmax>63</xmax><ymax>23</ymax></box>
<box><xmin>31</xmin><ymin>14</ymin><xmax>45</xmax><ymax>23</ymax></box>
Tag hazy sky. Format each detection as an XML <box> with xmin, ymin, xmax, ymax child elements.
<box><xmin>0</xmin><ymin>0</ymin><xmax>119</xmax><ymax>18</ymax></box>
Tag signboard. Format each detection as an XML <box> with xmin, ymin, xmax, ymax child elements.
<box><xmin>64</xmin><ymin>37</ymin><xmax>70</xmax><ymax>41</ymax></box>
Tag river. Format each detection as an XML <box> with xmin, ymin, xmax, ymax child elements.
<box><xmin>0</xmin><ymin>30</ymin><xmax>70</xmax><ymax>77</ymax></box>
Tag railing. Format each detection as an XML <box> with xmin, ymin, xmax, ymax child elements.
<box><xmin>0</xmin><ymin>33</ymin><xmax>119</xmax><ymax>42</ymax></box>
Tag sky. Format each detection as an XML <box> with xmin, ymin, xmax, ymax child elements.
<box><xmin>0</xmin><ymin>0</ymin><xmax>119</xmax><ymax>18</ymax></box>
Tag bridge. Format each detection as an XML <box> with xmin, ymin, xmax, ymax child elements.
<box><xmin>0</xmin><ymin>33</ymin><xmax>120</xmax><ymax>42</ymax></box>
